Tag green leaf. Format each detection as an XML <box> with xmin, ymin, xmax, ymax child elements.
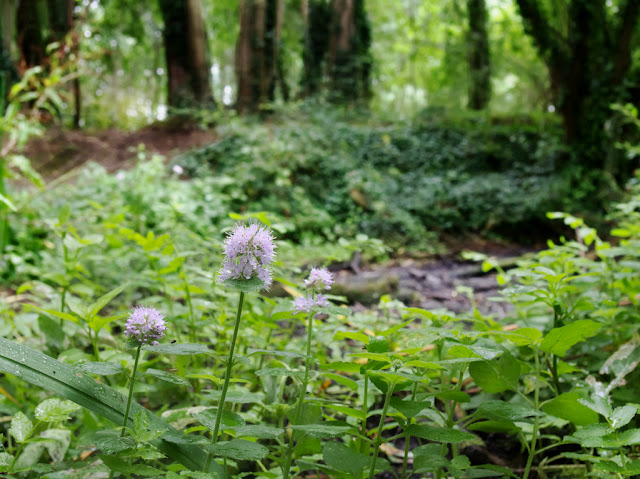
<box><xmin>144</xmin><ymin>343</ymin><xmax>211</xmax><ymax>355</ymax></box>
<box><xmin>321</xmin><ymin>403</ymin><xmax>366</xmax><ymax>420</ymax></box>
<box><xmin>379</xmin><ymin>318</ymin><xmax>415</xmax><ymax>337</ymax></box>
<box><xmin>255</xmin><ymin>368</ymin><xmax>305</xmax><ymax>379</ymax></box>
<box><xmin>289</xmin><ymin>422</ymin><xmax>353</xmax><ymax>438</ymax></box>
<box><xmin>29</xmin><ymin>306</ymin><xmax>80</xmax><ymax>325</ymax></box>
<box><xmin>475</xmin><ymin>400</ymin><xmax>541</xmax><ymax>422</ymax></box>
<box><xmin>448</xmin><ymin>345</ymin><xmax>502</xmax><ymax>360</ymax></box>
<box><xmin>321</xmin><ymin>372</ymin><xmax>358</xmax><ymax>390</ymax></box>
<box><xmin>390</xmin><ymin>397</ymin><xmax>430</xmax><ymax>418</ymax></box>
<box><xmin>206</xmin><ymin>439</ymin><xmax>268</xmax><ymax>461</ymax></box>
<box><xmin>542</xmin><ymin>393</ymin><xmax>600</xmax><ymax>426</ymax></box>
<box><xmin>77</xmin><ymin>361</ymin><xmax>124</xmax><ymax>376</ymax></box>
<box><xmin>578</xmin><ymin>395</ymin><xmax>613</xmax><ymax>419</ymax></box>
<box><xmin>617</xmin><ymin>428</ymin><xmax>640</xmax><ymax>446</ymax></box>
<box><xmin>41</xmin><ymin>429</ymin><xmax>70</xmax><ymax>462</ymax></box>
<box><xmin>195</xmin><ymin>409</ymin><xmax>245</xmax><ymax>433</ymax></box>
<box><xmin>610</xmin><ymin>405</ymin><xmax>638</xmax><ymax>430</ymax></box>
<box><xmin>431</xmin><ymin>391</ymin><xmax>470</xmax><ymax>403</ymax></box>
<box><xmin>469</xmin><ymin>352</ymin><xmax>520</xmax><ymax>393</ymax></box>
<box><xmin>366</xmin><ymin>336</ymin><xmax>388</xmax><ymax>353</ymax></box>
<box><xmin>467</xmin><ymin>420</ymin><xmax>520</xmax><ymax>433</ymax></box>
<box><xmin>0</xmin><ymin>337</ymin><xmax>221</xmax><ymax>475</ymax></box>
<box><xmin>247</xmin><ymin>348</ymin><xmax>304</xmax><ymax>359</ymax></box>
<box><xmin>539</xmin><ymin>320</ymin><xmax>602</xmax><ymax>356</ymax></box>
<box><xmin>320</xmin><ymin>361</ymin><xmax>364</xmax><ymax>373</ymax></box>
<box><xmin>204</xmin><ymin>390</ymin><xmax>264</xmax><ymax>404</ymax></box>
<box><xmin>34</xmin><ymin>399</ymin><xmax>80</xmax><ymax>422</ymax></box>
<box><xmin>87</xmin><ymin>283</ymin><xmax>127</xmax><ymax>319</ymax></box>
<box><xmin>9</xmin><ymin>412</ymin><xmax>32</xmax><ymax>443</ymax></box>
<box><xmin>413</xmin><ymin>443</ymin><xmax>449</xmax><ymax>473</ymax></box>
<box><xmin>224</xmin><ymin>277</ymin><xmax>265</xmax><ymax>293</ymax></box>
<box><xmin>334</xmin><ymin>331</ymin><xmax>370</xmax><ymax>344</ymax></box>
<box><xmin>94</xmin><ymin>431</ymin><xmax>136</xmax><ymax>453</ymax></box>
<box><xmin>233</xmin><ymin>425</ymin><xmax>283</xmax><ymax>439</ymax></box>
<box><xmin>404</xmin><ymin>424</ymin><xmax>476</xmax><ymax>443</ymax></box>
<box><xmin>145</xmin><ymin>369</ymin><xmax>191</xmax><ymax>386</ymax></box>
<box><xmin>323</xmin><ymin>442</ymin><xmax>387</xmax><ymax>478</ymax></box>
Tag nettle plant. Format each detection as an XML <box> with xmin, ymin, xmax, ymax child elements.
<box><xmin>1</xmin><ymin>199</ymin><xmax>640</xmax><ymax>479</ymax></box>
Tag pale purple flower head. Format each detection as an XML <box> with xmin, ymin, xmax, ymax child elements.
<box><xmin>304</xmin><ymin>267</ymin><xmax>333</xmax><ymax>292</ymax></box>
<box><xmin>292</xmin><ymin>294</ymin><xmax>330</xmax><ymax>313</ymax></box>
<box><xmin>124</xmin><ymin>306</ymin><xmax>167</xmax><ymax>346</ymax></box>
<box><xmin>219</xmin><ymin>221</ymin><xmax>276</xmax><ymax>290</ymax></box>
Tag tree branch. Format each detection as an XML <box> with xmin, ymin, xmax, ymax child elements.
<box><xmin>515</xmin><ymin>0</ymin><xmax>567</xmax><ymax>68</ymax></box>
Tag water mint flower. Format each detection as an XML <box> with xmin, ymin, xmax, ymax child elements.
<box><xmin>304</xmin><ymin>267</ymin><xmax>333</xmax><ymax>291</ymax></box>
<box><xmin>293</xmin><ymin>294</ymin><xmax>330</xmax><ymax>312</ymax></box>
<box><xmin>219</xmin><ymin>221</ymin><xmax>276</xmax><ymax>290</ymax></box>
<box><xmin>124</xmin><ymin>306</ymin><xmax>166</xmax><ymax>346</ymax></box>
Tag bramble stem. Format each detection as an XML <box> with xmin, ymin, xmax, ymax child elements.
<box><xmin>203</xmin><ymin>291</ymin><xmax>245</xmax><ymax>472</ymax></box>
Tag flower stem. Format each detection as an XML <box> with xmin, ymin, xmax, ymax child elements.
<box><xmin>523</xmin><ymin>348</ymin><xmax>541</xmax><ymax>479</ymax></box>
<box><xmin>108</xmin><ymin>343</ymin><xmax>142</xmax><ymax>479</ymax></box>
<box><xmin>203</xmin><ymin>291</ymin><xmax>245</xmax><ymax>472</ymax></box>
<box><xmin>282</xmin><ymin>309</ymin><xmax>314</xmax><ymax>479</ymax></box>
<box><xmin>367</xmin><ymin>382</ymin><xmax>395</xmax><ymax>479</ymax></box>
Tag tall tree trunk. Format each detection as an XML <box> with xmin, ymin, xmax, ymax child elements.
<box><xmin>16</xmin><ymin>0</ymin><xmax>46</xmax><ymax>70</ymax></box>
<box><xmin>158</xmin><ymin>0</ymin><xmax>214</xmax><ymax>109</ymax></box>
<box><xmin>327</xmin><ymin>0</ymin><xmax>371</xmax><ymax>103</ymax></box>
<box><xmin>467</xmin><ymin>0</ymin><xmax>490</xmax><ymax>110</ymax></box>
<box><xmin>300</xmin><ymin>0</ymin><xmax>330</xmax><ymax>97</ymax></box>
<box><xmin>235</xmin><ymin>0</ymin><xmax>282</xmax><ymax>114</ymax></box>
<box><xmin>516</xmin><ymin>0</ymin><xmax>640</xmax><ymax>174</ymax></box>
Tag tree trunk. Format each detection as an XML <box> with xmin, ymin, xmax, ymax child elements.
<box><xmin>158</xmin><ymin>0</ymin><xmax>214</xmax><ymax>109</ymax></box>
<box><xmin>467</xmin><ymin>0</ymin><xmax>490</xmax><ymax>110</ymax></box>
<box><xmin>516</xmin><ymin>0</ymin><xmax>640</xmax><ymax>174</ymax></box>
<box><xmin>16</xmin><ymin>0</ymin><xmax>46</xmax><ymax>70</ymax></box>
<box><xmin>300</xmin><ymin>0</ymin><xmax>330</xmax><ymax>97</ymax></box>
<box><xmin>235</xmin><ymin>0</ymin><xmax>282</xmax><ymax>114</ymax></box>
<box><xmin>327</xmin><ymin>0</ymin><xmax>371</xmax><ymax>103</ymax></box>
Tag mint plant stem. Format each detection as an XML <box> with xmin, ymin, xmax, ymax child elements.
<box><xmin>367</xmin><ymin>381</ymin><xmax>395</xmax><ymax>479</ymax></box>
<box><xmin>203</xmin><ymin>291</ymin><xmax>245</xmax><ymax>472</ymax></box>
<box><xmin>282</xmin><ymin>308</ymin><xmax>315</xmax><ymax>479</ymax></box>
<box><xmin>108</xmin><ymin>342</ymin><xmax>142</xmax><ymax>479</ymax></box>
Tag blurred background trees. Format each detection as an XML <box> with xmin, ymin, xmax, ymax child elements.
<box><xmin>0</xmin><ymin>0</ymin><xmax>638</xmax><ymax>181</ymax></box>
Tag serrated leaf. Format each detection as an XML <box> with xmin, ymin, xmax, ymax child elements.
<box><xmin>247</xmin><ymin>348</ymin><xmax>304</xmax><ymax>359</ymax></box>
<box><xmin>379</xmin><ymin>318</ymin><xmax>415</xmax><ymax>338</ymax></box>
<box><xmin>93</xmin><ymin>432</ymin><xmax>136</xmax><ymax>454</ymax></box>
<box><xmin>469</xmin><ymin>352</ymin><xmax>520</xmax><ymax>393</ymax></box>
<box><xmin>233</xmin><ymin>425</ymin><xmax>283</xmax><ymax>439</ymax></box>
<box><xmin>539</xmin><ymin>320</ymin><xmax>602</xmax><ymax>356</ymax></box>
<box><xmin>320</xmin><ymin>361</ymin><xmax>362</xmax><ymax>373</ymax></box>
<box><xmin>431</xmin><ymin>391</ymin><xmax>470</xmax><ymax>403</ymax></box>
<box><xmin>145</xmin><ymin>368</ymin><xmax>191</xmax><ymax>386</ymax></box>
<box><xmin>323</xmin><ymin>442</ymin><xmax>387</xmax><ymax>478</ymax></box>
<box><xmin>195</xmin><ymin>408</ymin><xmax>245</xmax><ymax>432</ymax></box>
<box><xmin>578</xmin><ymin>396</ymin><xmax>613</xmax><ymax>419</ymax></box>
<box><xmin>204</xmin><ymin>390</ymin><xmax>264</xmax><ymax>404</ymax></box>
<box><xmin>224</xmin><ymin>277</ymin><xmax>266</xmax><ymax>293</ymax></box>
<box><xmin>412</xmin><ymin>443</ymin><xmax>449</xmax><ymax>473</ymax></box>
<box><xmin>611</xmin><ymin>405</ymin><xmax>637</xmax><ymax>430</ymax></box>
<box><xmin>476</xmin><ymin>400</ymin><xmax>541</xmax><ymax>421</ymax></box>
<box><xmin>404</xmin><ymin>424</ymin><xmax>476</xmax><ymax>443</ymax></box>
<box><xmin>206</xmin><ymin>439</ymin><xmax>268</xmax><ymax>460</ymax></box>
<box><xmin>390</xmin><ymin>397</ymin><xmax>430</xmax><ymax>418</ymax></box>
<box><xmin>448</xmin><ymin>345</ymin><xmax>502</xmax><ymax>360</ymax></box>
<box><xmin>144</xmin><ymin>343</ymin><xmax>211</xmax><ymax>355</ymax></box>
<box><xmin>9</xmin><ymin>412</ymin><xmax>32</xmax><ymax>443</ymax></box>
<box><xmin>321</xmin><ymin>403</ymin><xmax>366</xmax><ymax>420</ymax></box>
<box><xmin>289</xmin><ymin>422</ymin><xmax>353</xmax><ymax>438</ymax></box>
<box><xmin>35</xmin><ymin>399</ymin><xmax>80</xmax><ymax>422</ymax></box>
